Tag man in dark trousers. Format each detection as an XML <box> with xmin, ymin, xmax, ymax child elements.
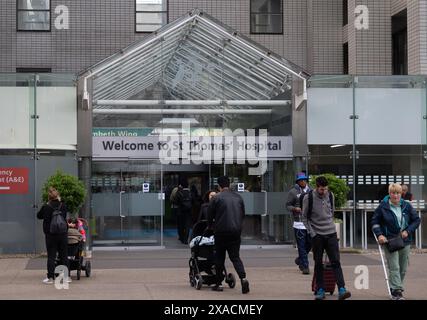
<box><xmin>286</xmin><ymin>172</ymin><xmax>312</xmax><ymax>274</ymax></box>
<box><xmin>208</xmin><ymin>176</ymin><xmax>249</xmax><ymax>294</ymax></box>
<box><xmin>302</xmin><ymin>176</ymin><xmax>351</xmax><ymax>300</ymax></box>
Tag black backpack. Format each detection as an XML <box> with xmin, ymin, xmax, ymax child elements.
<box><xmin>306</xmin><ymin>190</ymin><xmax>334</xmax><ymax>220</ymax></box>
<box><xmin>179</xmin><ymin>189</ymin><xmax>192</xmax><ymax>212</ymax></box>
<box><xmin>49</xmin><ymin>203</ymin><xmax>68</xmax><ymax>234</ymax></box>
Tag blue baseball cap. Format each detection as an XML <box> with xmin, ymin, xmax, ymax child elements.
<box><xmin>295</xmin><ymin>172</ymin><xmax>308</xmax><ymax>182</ymax></box>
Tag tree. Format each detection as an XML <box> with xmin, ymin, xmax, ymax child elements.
<box><xmin>42</xmin><ymin>171</ymin><xmax>86</xmax><ymax>215</ymax></box>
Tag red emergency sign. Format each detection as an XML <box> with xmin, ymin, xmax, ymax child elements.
<box><xmin>0</xmin><ymin>168</ymin><xmax>29</xmax><ymax>194</ymax></box>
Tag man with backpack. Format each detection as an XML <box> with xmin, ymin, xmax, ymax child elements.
<box><xmin>302</xmin><ymin>176</ymin><xmax>351</xmax><ymax>300</ymax></box>
<box><xmin>175</xmin><ymin>178</ymin><xmax>192</xmax><ymax>244</ymax></box>
<box><xmin>37</xmin><ymin>187</ymin><xmax>70</xmax><ymax>284</ymax></box>
<box><xmin>286</xmin><ymin>172</ymin><xmax>312</xmax><ymax>275</ymax></box>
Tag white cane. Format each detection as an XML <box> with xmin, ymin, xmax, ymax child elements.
<box><xmin>373</xmin><ymin>232</ymin><xmax>392</xmax><ymax>299</ymax></box>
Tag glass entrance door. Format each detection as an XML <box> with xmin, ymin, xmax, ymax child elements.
<box><xmin>91</xmin><ymin>160</ymin><xmax>163</xmax><ymax>247</ymax></box>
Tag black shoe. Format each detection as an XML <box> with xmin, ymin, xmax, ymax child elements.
<box><xmin>302</xmin><ymin>268</ymin><xmax>310</xmax><ymax>275</ymax></box>
<box><xmin>212</xmin><ymin>284</ymin><xmax>223</xmax><ymax>292</ymax></box>
<box><xmin>241</xmin><ymin>279</ymin><xmax>250</xmax><ymax>294</ymax></box>
<box><xmin>294</xmin><ymin>257</ymin><xmax>301</xmax><ymax>266</ymax></box>
<box><xmin>391</xmin><ymin>289</ymin><xmax>404</xmax><ymax>300</ymax></box>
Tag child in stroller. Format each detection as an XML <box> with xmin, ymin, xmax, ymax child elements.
<box><xmin>56</xmin><ymin>218</ymin><xmax>91</xmax><ymax>280</ymax></box>
<box><xmin>188</xmin><ymin>220</ymin><xmax>236</xmax><ymax>290</ymax></box>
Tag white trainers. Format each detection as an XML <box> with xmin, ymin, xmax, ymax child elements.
<box><xmin>42</xmin><ymin>277</ymin><xmax>54</xmax><ymax>284</ymax></box>
<box><xmin>66</xmin><ymin>277</ymin><xmax>72</xmax><ymax>283</ymax></box>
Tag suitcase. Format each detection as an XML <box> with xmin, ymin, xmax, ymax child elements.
<box><xmin>312</xmin><ymin>262</ymin><xmax>336</xmax><ymax>295</ymax></box>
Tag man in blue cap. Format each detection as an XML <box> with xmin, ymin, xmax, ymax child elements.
<box><xmin>286</xmin><ymin>171</ymin><xmax>312</xmax><ymax>274</ymax></box>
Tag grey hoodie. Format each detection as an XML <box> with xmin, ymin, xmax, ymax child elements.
<box><xmin>301</xmin><ymin>190</ymin><xmax>336</xmax><ymax>237</ymax></box>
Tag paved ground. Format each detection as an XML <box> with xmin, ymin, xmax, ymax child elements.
<box><xmin>1</xmin><ymin>246</ymin><xmax>427</xmax><ymax>300</ymax></box>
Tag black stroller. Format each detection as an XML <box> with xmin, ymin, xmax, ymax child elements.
<box><xmin>67</xmin><ymin>239</ymin><xmax>91</xmax><ymax>280</ymax></box>
<box><xmin>55</xmin><ymin>227</ymin><xmax>91</xmax><ymax>280</ymax></box>
<box><xmin>188</xmin><ymin>220</ymin><xmax>236</xmax><ymax>290</ymax></box>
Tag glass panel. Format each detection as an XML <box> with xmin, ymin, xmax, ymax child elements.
<box><xmin>355</xmin><ymin>76</ymin><xmax>427</xmax><ymax>249</ymax></box>
<box><xmin>136</xmin><ymin>13</ymin><xmax>166</xmax><ymax>32</ymax></box>
<box><xmin>36</xmin><ymin>74</ymin><xmax>76</xmax><ymax>150</ymax></box>
<box><xmin>250</xmin><ymin>14</ymin><xmax>282</xmax><ymax>33</ymax></box>
<box><xmin>18</xmin><ymin>0</ymin><xmax>50</xmax><ymax>10</ymax></box>
<box><xmin>136</xmin><ymin>0</ymin><xmax>166</xmax><ymax>12</ymax></box>
<box><xmin>251</xmin><ymin>0</ymin><xmax>281</xmax><ymax>13</ymax></box>
<box><xmin>91</xmin><ymin>161</ymin><xmax>163</xmax><ymax>246</ymax></box>
<box><xmin>18</xmin><ymin>11</ymin><xmax>50</xmax><ymax>31</ymax></box>
<box><xmin>0</xmin><ymin>74</ymin><xmax>33</xmax><ymax>149</ymax></box>
<box><xmin>0</xmin><ymin>153</ymin><xmax>35</xmax><ymax>254</ymax></box>
<box><xmin>307</xmin><ymin>75</ymin><xmax>355</xmax><ymax>248</ymax></box>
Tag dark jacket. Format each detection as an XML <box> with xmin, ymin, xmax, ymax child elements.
<box><xmin>198</xmin><ymin>202</ymin><xmax>209</xmax><ymax>222</ymax></box>
<box><xmin>37</xmin><ymin>200</ymin><xmax>68</xmax><ymax>235</ymax></box>
<box><xmin>286</xmin><ymin>184</ymin><xmax>311</xmax><ymax>221</ymax></box>
<box><xmin>371</xmin><ymin>196</ymin><xmax>420</xmax><ymax>245</ymax></box>
<box><xmin>207</xmin><ymin>189</ymin><xmax>245</xmax><ymax>236</ymax></box>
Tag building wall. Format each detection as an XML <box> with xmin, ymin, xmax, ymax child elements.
<box><xmin>309</xmin><ymin>0</ymin><xmax>343</xmax><ymax>74</ymax></box>
<box><xmin>0</xmin><ymin>0</ymin><xmax>425</xmax><ymax>75</ymax></box>
<box><xmin>408</xmin><ymin>0</ymin><xmax>427</xmax><ymax>75</ymax></box>
<box><xmin>348</xmin><ymin>0</ymin><xmax>392</xmax><ymax>75</ymax></box>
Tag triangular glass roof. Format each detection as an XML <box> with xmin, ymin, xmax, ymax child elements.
<box><xmin>81</xmin><ymin>9</ymin><xmax>309</xmax><ymax>106</ymax></box>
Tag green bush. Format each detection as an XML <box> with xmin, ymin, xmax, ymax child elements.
<box><xmin>309</xmin><ymin>173</ymin><xmax>350</xmax><ymax>209</ymax></box>
<box><xmin>42</xmin><ymin>171</ymin><xmax>86</xmax><ymax>215</ymax></box>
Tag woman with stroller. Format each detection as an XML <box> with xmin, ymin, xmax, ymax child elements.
<box><xmin>37</xmin><ymin>187</ymin><xmax>70</xmax><ymax>284</ymax></box>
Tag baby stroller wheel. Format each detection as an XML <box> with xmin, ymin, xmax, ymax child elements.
<box><xmin>85</xmin><ymin>261</ymin><xmax>91</xmax><ymax>277</ymax></box>
<box><xmin>194</xmin><ymin>274</ymin><xmax>203</xmax><ymax>290</ymax></box>
<box><xmin>189</xmin><ymin>276</ymin><xmax>195</xmax><ymax>287</ymax></box>
<box><xmin>225</xmin><ymin>273</ymin><xmax>236</xmax><ymax>288</ymax></box>
<box><xmin>76</xmin><ymin>268</ymin><xmax>81</xmax><ymax>280</ymax></box>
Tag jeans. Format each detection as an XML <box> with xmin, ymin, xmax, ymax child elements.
<box><xmin>384</xmin><ymin>244</ymin><xmax>410</xmax><ymax>291</ymax></box>
<box><xmin>312</xmin><ymin>232</ymin><xmax>345</xmax><ymax>289</ymax></box>
<box><xmin>294</xmin><ymin>228</ymin><xmax>311</xmax><ymax>269</ymax></box>
<box><xmin>214</xmin><ymin>233</ymin><xmax>246</xmax><ymax>284</ymax></box>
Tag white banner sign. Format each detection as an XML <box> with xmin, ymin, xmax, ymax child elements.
<box><xmin>93</xmin><ymin>136</ymin><xmax>292</xmax><ymax>160</ymax></box>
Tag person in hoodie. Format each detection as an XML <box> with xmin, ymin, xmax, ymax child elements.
<box><xmin>371</xmin><ymin>183</ymin><xmax>420</xmax><ymax>300</ymax></box>
<box><xmin>286</xmin><ymin>172</ymin><xmax>312</xmax><ymax>274</ymax></box>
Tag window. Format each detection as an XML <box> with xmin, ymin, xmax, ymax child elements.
<box><xmin>136</xmin><ymin>0</ymin><xmax>167</xmax><ymax>33</ymax></box>
<box><xmin>17</xmin><ymin>0</ymin><xmax>50</xmax><ymax>31</ymax></box>
<box><xmin>343</xmin><ymin>0</ymin><xmax>348</xmax><ymax>26</ymax></box>
<box><xmin>250</xmin><ymin>0</ymin><xmax>283</xmax><ymax>34</ymax></box>
<box><xmin>16</xmin><ymin>67</ymin><xmax>51</xmax><ymax>73</ymax></box>
<box><xmin>392</xmin><ymin>10</ymin><xmax>408</xmax><ymax>75</ymax></box>
<box><xmin>343</xmin><ymin>43</ymin><xmax>348</xmax><ymax>74</ymax></box>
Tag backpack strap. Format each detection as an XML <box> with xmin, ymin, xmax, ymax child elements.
<box><xmin>307</xmin><ymin>190</ymin><xmax>313</xmax><ymax>220</ymax></box>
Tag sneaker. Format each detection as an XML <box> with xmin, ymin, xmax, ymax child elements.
<box><xmin>211</xmin><ymin>284</ymin><xmax>223</xmax><ymax>292</ymax></box>
<box><xmin>66</xmin><ymin>277</ymin><xmax>72</xmax><ymax>283</ymax></box>
<box><xmin>294</xmin><ymin>257</ymin><xmax>301</xmax><ymax>266</ymax></box>
<box><xmin>42</xmin><ymin>277</ymin><xmax>54</xmax><ymax>284</ymax></box>
<box><xmin>338</xmin><ymin>287</ymin><xmax>351</xmax><ymax>300</ymax></box>
<box><xmin>302</xmin><ymin>268</ymin><xmax>310</xmax><ymax>275</ymax></box>
<box><xmin>315</xmin><ymin>288</ymin><xmax>325</xmax><ymax>300</ymax></box>
<box><xmin>391</xmin><ymin>289</ymin><xmax>404</xmax><ymax>300</ymax></box>
<box><xmin>241</xmin><ymin>279</ymin><xmax>250</xmax><ymax>294</ymax></box>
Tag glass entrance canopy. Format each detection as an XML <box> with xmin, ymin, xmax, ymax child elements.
<box><xmin>80</xmin><ymin>9</ymin><xmax>309</xmax><ymax>110</ymax></box>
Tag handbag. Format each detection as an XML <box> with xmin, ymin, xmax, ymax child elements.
<box><xmin>386</xmin><ymin>235</ymin><xmax>405</xmax><ymax>253</ymax></box>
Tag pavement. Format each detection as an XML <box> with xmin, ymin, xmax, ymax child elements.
<box><xmin>1</xmin><ymin>245</ymin><xmax>427</xmax><ymax>300</ymax></box>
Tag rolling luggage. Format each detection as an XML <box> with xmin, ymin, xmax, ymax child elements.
<box><xmin>312</xmin><ymin>256</ymin><xmax>336</xmax><ymax>295</ymax></box>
